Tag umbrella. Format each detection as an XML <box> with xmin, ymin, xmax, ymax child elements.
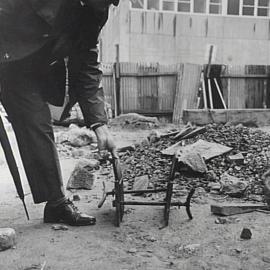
<box><xmin>0</xmin><ymin>114</ymin><xmax>29</xmax><ymax>220</ymax></box>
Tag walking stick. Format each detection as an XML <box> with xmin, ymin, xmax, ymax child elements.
<box><xmin>0</xmin><ymin>114</ymin><xmax>29</xmax><ymax>220</ymax></box>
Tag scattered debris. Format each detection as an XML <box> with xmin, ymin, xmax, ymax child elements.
<box><xmin>66</xmin><ymin>159</ymin><xmax>99</xmax><ymax>190</ymax></box>
<box><xmin>240</xmin><ymin>228</ymin><xmax>252</xmax><ymax>240</ymax></box>
<box><xmin>127</xmin><ymin>248</ymin><xmax>137</xmax><ymax>254</ymax></box>
<box><xmin>55</xmin><ymin>124</ymin><xmax>96</xmax><ymax>147</ymax></box>
<box><xmin>147</xmin><ymin>130</ymin><xmax>161</xmax><ymax>144</ymax></box>
<box><xmin>215</xmin><ymin>217</ymin><xmax>227</xmax><ymax>224</ymax></box>
<box><xmin>234</xmin><ymin>248</ymin><xmax>242</xmax><ymax>254</ymax></box>
<box><xmin>220</xmin><ymin>173</ymin><xmax>248</xmax><ymax>198</ymax></box>
<box><xmin>110</xmin><ymin>113</ymin><xmax>159</xmax><ymax>129</ymax></box>
<box><xmin>177</xmin><ymin>243</ymin><xmax>201</xmax><ymax>256</ymax></box>
<box><xmin>173</xmin><ymin>125</ymin><xmax>194</xmax><ymax>140</ymax></box>
<box><xmin>0</xmin><ymin>228</ymin><xmax>16</xmax><ymax>251</ymax></box>
<box><xmin>262</xmin><ymin>256</ymin><xmax>270</xmax><ymax>263</ymax></box>
<box><xmin>118</xmin><ymin>144</ymin><xmax>136</xmax><ymax>153</ymax></box>
<box><xmin>160</xmin><ymin>130</ymin><xmax>180</xmax><ymax>139</ymax></box>
<box><xmin>51</xmin><ymin>225</ymin><xmax>69</xmax><ymax>231</ymax></box>
<box><xmin>177</xmin><ymin>126</ymin><xmax>207</xmax><ymax>141</ymax></box>
<box><xmin>228</xmin><ymin>153</ymin><xmax>245</xmax><ymax>164</ymax></box>
<box><xmin>263</xmin><ymin>171</ymin><xmax>270</xmax><ymax>206</ymax></box>
<box><xmin>208</xmin><ymin>182</ymin><xmax>221</xmax><ymax>192</ymax></box>
<box><xmin>23</xmin><ymin>261</ymin><xmax>46</xmax><ymax>270</ymax></box>
<box><xmin>215</xmin><ymin>217</ymin><xmax>239</xmax><ymax>224</ymax></box>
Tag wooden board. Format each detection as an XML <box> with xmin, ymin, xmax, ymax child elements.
<box><xmin>173</xmin><ymin>64</ymin><xmax>202</xmax><ymax>124</ymax></box>
<box><xmin>182</xmin><ymin>109</ymin><xmax>270</xmax><ymax>126</ymax></box>
<box><xmin>227</xmin><ymin>65</ymin><xmax>246</xmax><ymax>109</ymax></box>
<box><xmin>211</xmin><ymin>204</ymin><xmax>268</xmax><ymax>216</ymax></box>
<box><xmin>245</xmin><ymin>65</ymin><xmax>266</xmax><ymax>108</ymax></box>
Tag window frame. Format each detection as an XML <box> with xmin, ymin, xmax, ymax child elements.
<box><xmin>129</xmin><ymin>0</ymin><xmax>270</xmax><ymax>18</ymax></box>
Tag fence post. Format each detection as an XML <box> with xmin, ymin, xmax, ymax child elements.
<box><xmin>113</xmin><ymin>44</ymin><xmax>121</xmax><ymax>116</ymax></box>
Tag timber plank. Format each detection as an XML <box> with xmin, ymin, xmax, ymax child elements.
<box><xmin>211</xmin><ymin>204</ymin><xmax>268</xmax><ymax>216</ymax></box>
<box><xmin>182</xmin><ymin>109</ymin><xmax>270</xmax><ymax>126</ymax></box>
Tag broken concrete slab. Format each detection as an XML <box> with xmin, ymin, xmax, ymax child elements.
<box><xmin>67</xmin><ymin>169</ymin><xmax>96</xmax><ymax>190</ymax></box>
<box><xmin>162</xmin><ymin>139</ymin><xmax>232</xmax><ymax>160</ymax></box>
<box><xmin>133</xmin><ymin>175</ymin><xmax>149</xmax><ymax>193</ymax></box>
<box><xmin>0</xmin><ymin>228</ymin><xmax>16</xmax><ymax>251</ymax></box>
<box><xmin>66</xmin><ymin>159</ymin><xmax>99</xmax><ymax>190</ymax></box>
<box><xmin>220</xmin><ymin>173</ymin><xmax>248</xmax><ymax>197</ymax></box>
<box><xmin>176</xmin><ymin>151</ymin><xmax>208</xmax><ymax>174</ymax></box>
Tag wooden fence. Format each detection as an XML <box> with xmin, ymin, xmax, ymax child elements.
<box><xmin>220</xmin><ymin>65</ymin><xmax>270</xmax><ymax>109</ymax></box>
<box><xmin>101</xmin><ymin>62</ymin><xmax>178</xmax><ymax>117</ymax></box>
<box><xmin>99</xmin><ymin>63</ymin><xmax>270</xmax><ymax>124</ymax></box>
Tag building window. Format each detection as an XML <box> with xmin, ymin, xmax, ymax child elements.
<box><xmin>227</xmin><ymin>0</ymin><xmax>240</xmax><ymax>15</ymax></box>
<box><xmin>163</xmin><ymin>0</ymin><xmax>175</xmax><ymax>11</ymax></box>
<box><xmin>194</xmin><ymin>0</ymin><xmax>206</xmax><ymax>13</ymax></box>
<box><xmin>147</xmin><ymin>0</ymin><xmax>160</xmax><ymax>10</ymax></box>
<box><xmin>178</xmin><ymin>0</ymin><xmax>191</xmax><ymax>12</ymax></box>
<box><xmin>130</xmin><ymin>0</ymin><xmax>144</xmax><ymax>9</ymax></box>
<box><xmin>209</xmin><ymin>0</ymin><xmax>222</xmax><ymax>14</ymax></box>
<box><xmin>257</xmin><ymin>0</ymin><xmax>269</xmax><ymax>16</ymax></box>
<box><xmin>242</xmin><ymin>0</ymin><xmax>255</xmax><ymax>15</ymax></box>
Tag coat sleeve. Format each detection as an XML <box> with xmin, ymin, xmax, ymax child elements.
<box><xmin>68</xmin><ymin>48</ymin><xmax>108</xmax><ymax>126</ymax></box>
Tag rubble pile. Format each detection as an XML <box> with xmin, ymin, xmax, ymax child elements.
<box><xmin>120</xmin><ymin>124</ymin><xmax>270</xmax><ymax>201</ymax></box>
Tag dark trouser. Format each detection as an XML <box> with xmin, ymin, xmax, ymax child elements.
<box><xmin>0</xmin><ymin>55</ymin><xmax>65</xmax><ymax>204</ymax></box>
<box><xmin>0</xmin><ymin>40</ymin><xmax>107</xmax><ymax>204</ymax></box>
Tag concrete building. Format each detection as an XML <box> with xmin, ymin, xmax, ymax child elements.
<box><xmin>100</xmin><ymin>0</ymin><xmax>270</xmax><ymax>65</ymax></box>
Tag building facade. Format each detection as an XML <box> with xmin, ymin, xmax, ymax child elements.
<box><xmin>100</xmin><ymin>0</ymin><xmax>270</xmax><ymax>65</ymax></box>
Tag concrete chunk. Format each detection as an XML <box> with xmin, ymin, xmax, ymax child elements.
<box><xmin>240</xmin><ymin>228</ymin><xmax>252</xmax><ymax>240</ymax></box>
<box><xmin>133</xmin><ymin>175</ymin><xmax>149</xmax><ymax>192</ymax></box>
<box><xmin>66</xmin><ymin>159</ymin><xmax>99</xmax><ymax>190</ymax></box>
<box><xmin>228</xmin><ymin>153</ymin><xmax>244</xmax><ymax>164</ymax></box>
<box><xmin>0</xmin><ymin>228</ymin><xmax>16</xmax><ymax>251</ymax></box>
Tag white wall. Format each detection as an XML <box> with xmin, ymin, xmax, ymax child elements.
<box><xmin>101</xmin><ymin>0</ymin><xmax>270</xmax><ymax>65</ymax></box>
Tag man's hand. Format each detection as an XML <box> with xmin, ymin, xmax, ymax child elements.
<box><xmin>94</xmin><ymin>124</ymin><xmax>117</xmax><ymax>158</ymax></box>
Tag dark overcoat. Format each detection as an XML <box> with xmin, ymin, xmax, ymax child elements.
<box><xmin>0</xmin><ymin>0</ymin><xmax>109</xmax><ymax>106</ymax></box>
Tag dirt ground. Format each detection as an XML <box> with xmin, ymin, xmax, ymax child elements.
<box><xmin>1</xmin><ymin>123</ymin><xmax>270</xmax><ymax>270</ymax></box>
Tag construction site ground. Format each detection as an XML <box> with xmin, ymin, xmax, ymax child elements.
<box><xmin>1</xmin><ymin>123</ymin><xmax>270</xmax><ymax>270</ymax></box>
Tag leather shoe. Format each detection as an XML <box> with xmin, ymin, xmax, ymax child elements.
<box><xmin>44</xmin><ymin>199</ymin><xmax>96</xmax><ymax>226</ymax></box>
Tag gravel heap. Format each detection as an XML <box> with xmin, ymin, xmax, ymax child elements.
<box><xmin>120</xmin><ymin>124</ymin><xmax>270</xmax><ymax>201</ymax></box>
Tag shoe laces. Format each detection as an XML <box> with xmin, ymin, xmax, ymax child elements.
<box><xmin>66</xmin><ymin>199</ymin><xmax>80</xmax><ymax>213</ymax></box>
